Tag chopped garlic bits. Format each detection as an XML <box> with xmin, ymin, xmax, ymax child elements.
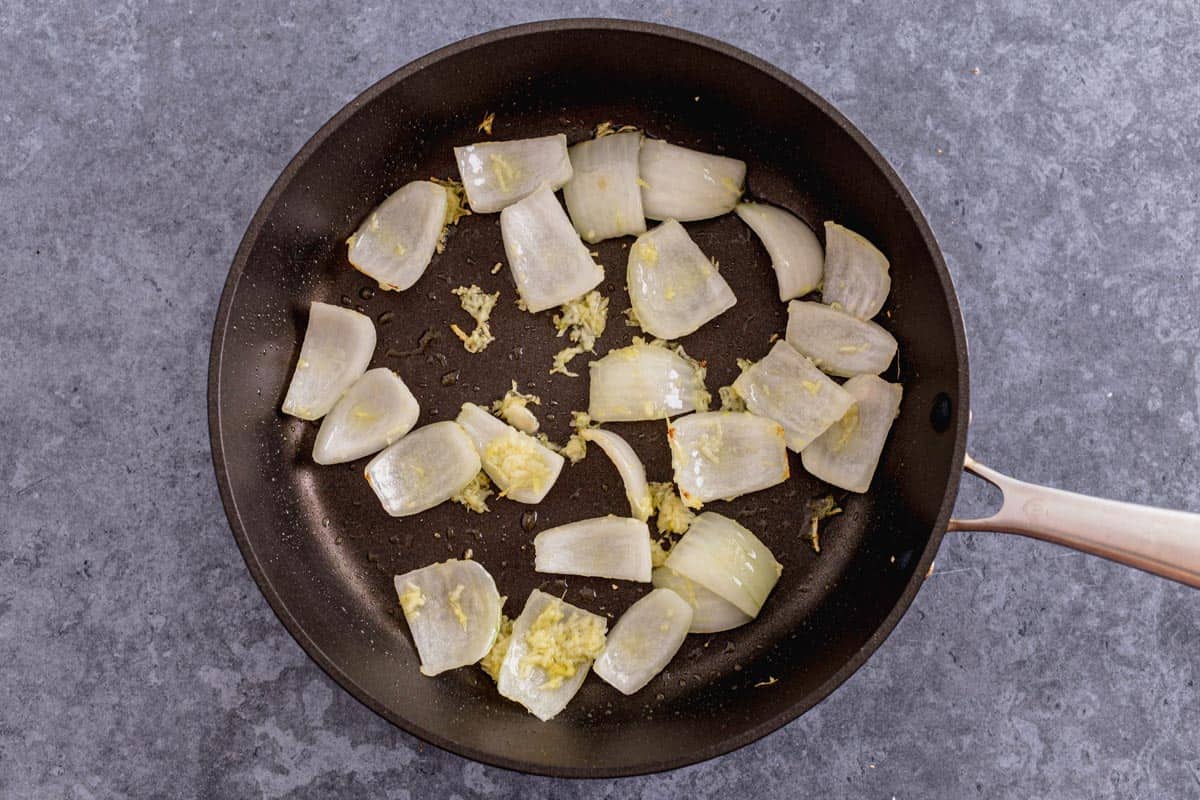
<box><xmin>491</xmin><ymin>380</ymin><xmax>541</xmax><ymax>433</ymax></box>
<box><xmin>456</xmin><ymin>402</ymin><xmax>564</xmax><ymax>504</ymax></box>
<box><xmin>668</xmin><ymin>412</ymin><xmax>789</xmax><ymax>507</ymax></box>
<box><xmin>454</xmin><ymin>134</ymin><xmax>572</xmax><ymax>213</ymax></box>
<box><xmin>450</xmin><ymin>284</ymin><xmax>499</xmax><ymax>354</ymax></box>
<box><xmin>347</xmin><ymin>180</ymin><xmax>448</xmax><ymax>292</ymax></box>
<box><xmin>282</xmin><ymin>302</ymin><xmax>375</xmax><ymax>421</ymax></box>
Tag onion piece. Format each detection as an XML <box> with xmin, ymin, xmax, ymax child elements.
<box><xmin>627</xmin><ymin>220</ymin><xmax>737</xmax><ymax>340</ymax></box>
<box><xmin>394</xmin><ymin>559</ymin><xmax>502</xmax><ymax>676</ymax></box>
<box><xmin>498</xmin><ymin>589</ymin><xmax>607</xmax><ymax>721</ymax></box>
<box><xmin>313</xmin><ymin>368</ymin><xmax>419</xmax><ymax>464</ymax></box>
<box><xmin>785</xmin><ymin>300</ymin><xmax>898</xmax><ymax>377</ymax></box>
<box><xmin>588</xmin><ymin>339</ymin><xmax>709</xmax><ymax>422</ymax></box>
<box><xmin>456</xmin><ymin>402</ymin><xmax>564</xmax><ymax>504</ymax></box>
<box><xmin>639</xmin><ymin>139</ymin><xmax>745</xmax><ymax>221</ymax></box>
<box><xmin>593</xmin><ymin>588</ymin><xmax>692</xmax><ymax>695</ymax></box>
<box><xmin>732</xmin><ymin>341</ymin><xmax>854</xmax><ymax>452</ymax></box>
<box><xmin>454</xmin><ymin>134</ymin><xmax>572</xmax><ymax>213</ymax></box>
<box><xmin>821</xmin><ymin>221</ymin><xmax>891</xmax><ymax>319</ymax></box>
<box><xmin>346</xmin><ymin>181</ymin><xmax>448</xmax><ymax>291</ymax></box>
<box><xmin>365</xmin><ymin>421</ymin><xmax>481</xmax><ymax>516</ymax></box>
<box><xmin>563</xmin><ymin>132</ymin><xmax>646</xmax><ymax>243</ymax></box>
<box><xmin>735</xmin><ymin>202</ymin><xmax>823</xmax><ymax>301</ymax></box>
<box><xmin>281</xmin><ymin>302</ymin><xmax>375</xmax><ymax>420</ymax></box>
<box><xmin>579</xmin><ymin>428</ymin><xmax>653</xmax><ymax>521</ymax></box>
<box><xmin>664</xmin><ymin>512</ymin><xmax>781</xmax><ymax>618</ymax></box>
<box><xmin>533</xmin><ymin>516</ymin><xmax>652</xmax><ymax>582</ymax></box>
<box><xmin>500</xmin><ymin>185</ymin><xmax>604</xmax><ymax>313</ymax></box>
<box><xmin>668</xmin><ymin>412</ymin><xmax>789</xmax><ymax>508</ymax></box>
<box><xmin>652</xmin><ymin>567</ymin><xmax>752</xmax><ymax>633</ymax></box>
<box><xmin>802</xmin><ymin>375</ymin><xmax>902</xmax><ymax>493</ymax></box>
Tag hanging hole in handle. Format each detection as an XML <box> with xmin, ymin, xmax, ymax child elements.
<box><xmin>929</xmin><ymin>391</ymin><xmax>953</xmax><ymax>432</ymax></box>
<box><xmin>956</xmin><ymin>467</ymin><xmax>1005</xmax><ymax>522</ymax></box>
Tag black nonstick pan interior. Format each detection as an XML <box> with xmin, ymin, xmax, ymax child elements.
<box><xmin>208</xmin><ymin>20</ymin><xmax>969</xmax><ymax>777</ymax></box>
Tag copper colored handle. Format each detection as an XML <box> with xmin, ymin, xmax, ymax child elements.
<box><xmin>949</xmin><ymin>454</ymin><xmax>1200</xmax><ymax>589</ymax></box>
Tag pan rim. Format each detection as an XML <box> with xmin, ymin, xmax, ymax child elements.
<box><xmin>207</xmin><ymin>17</ymin><xmax>971</xmax><ymax>778</ymax></box>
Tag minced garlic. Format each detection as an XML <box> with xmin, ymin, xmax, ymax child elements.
<box><xmin>805</xmin><ymin>494</ymin><xmax>843</xmax><ymax>553</ymax></box>
<box><xmin>451</xmin><ymin>284</ymin><xmax>499</xmax><ymax>354</ymax></box>
<box><xmin>398</xmin><ymin>582</ymin><xmax>426</xmax><ymax>617</ymax></box>
<box><xmin>649</xmin><ymin>481</ymin><xmax>695</xmax><ymax>535</ymax></box>
<box><xmin>451</xmin><ymin>470</ymin><xmax>494</xmax><ymax>514</ymax></box>
<box><xmin>549</xmin><ymin>290</ymin><xmax>609</xmax><ymax>377</ymax></box>
<box><xmin>447</xmin><ymin>584</ymin><xmax>468</xmax><ymax>630</ymax></box>
<box><xmin>649</xmin><ymin>537</ymin><xmax>672</xmax><ymax>568</ymax></box>
<box><xmin>718</xmin><ymin>384</ymin><xmax>747</xmax><ymax>412</ymax></box>
<box><xmin>484</xmin><ymin>431</ymin><xmax>553</xmax><ymax>497</ymax></box>
<box><xmin>491</xmin><ymin>381</ymin><xmax>541</xmax><ymax>433</ymax></box>
<box><xmin>479</xmin><ymin>614</ymin><xmax>513</xmax><ymax>682</ymax></box>
<box><xmin>519</xmin><ymin>600</ymin><xmax>606</xmax><ymax>690</ymax></box>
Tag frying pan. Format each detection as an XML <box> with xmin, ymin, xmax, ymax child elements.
<box><xmin>207</xmin><ymin>19</ymin><xmax>1200</xmax><ymax>777</ymax></box>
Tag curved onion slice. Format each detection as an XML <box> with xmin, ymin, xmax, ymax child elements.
<box><xmin>735</xmin><ymin>202</ymin><xmax>823</xmax><ymax>301</ymax></box>
<box><xmin>732</xmin><ymin>341</ymin><xmax>853</xmax><ymax>452</ymax></box>
<box><xmin>664</xmin><ymin>512</ymin><xmax>781</xmax><ymax>618</ymax></box>
<box><xmin>533</xmin><ymin>516</ymin><xmax>652</xmax><ymax>582</ymax></box>
<box><xmin>498</xmin><ymin>589</ymin><xmax>607</xmax><ymax>721</ymax></box>
<box><xmin>313</xmin><ymin>368</ymin><xmax>419</xmax><ymax>464</ymax></box>
<box><xmin>668</xmin><ymin>412</ymin><xmax>789</xmax><ymax>508</ymax></box>
<box><xmin>785</xmin><ymin>300</ymin><xmax>898</xmax><ymax>377</ymax></box>
<box><xmin>593</xmin><ymin>588</ymin><xmax>692</xmax><ymax>695</ymax></box>
<box><xmin>365</xmin><ymin>421</ymin><xmax>480</xmax><ymax>516</ymax></box>
<box><xmin>347</xmin><ymin>181</ymin><xmax>448</xmax><ymax>291</ymax></box>
<box><xmin>639</xmin><ymin>139</ymin><xmax>745</xmax><ymax>221</ymax></box>
<box><xmin>281</xmin><ymin>302</ymin><xmax>375</xmax><ymax>420</ymax></box>
<box><xmin>821</xmin><ymin>221</ymin><xmax>891</xmax><ymax>319</ymax></box>
<box><xmin>500</xmin><ymin>185</ymin><xmax>604</xmax><ymax>313</ymax></box>
<box><xmin>652</xmin><ymin>567</ymin><xmax>752</xmax><ymax>633</ymax></box>
<box><xmin>394</xmin><ymin>559</ymin><xmax>502</xmax><ymax>676</ymax></box>
<box><xmin>578</xmin><ymin>428</ymin><xmax>652</xmax><ymax>521</ymax></box>
<box><xmin>454</xmin><ymin>134</ymin><xmax>572</xmax><ymax>213</ymax></box>
<box><xmin>455</xmin><ymin>402</ymin><xmax>564</xmax><ymax>504</ymax></box>
<box><xmin>802</xmin><ymin>375</ymin><xmax>902</xmax><ymax>493</ymax></box>
<box><xmin>563</xmin><ymin>132</ymin><xmax>646</xmax><ymax>243</ymax></box>
<box><xmin>627</xmin><ymin>220</ymin><xmax>737</xmax><ymax>340</ymax></box>
<box><xmin>588</xmin><ymin>339</ymin><xmax>709</xmax><ymax>422</ymax></box>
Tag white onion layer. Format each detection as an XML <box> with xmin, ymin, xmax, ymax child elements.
<box><xmin>821</xmin><ymin>221</ymin><xmax>891</xmax><ymax>319</ymax></box>
<box><xmin>651</xmin><ymin>567</ymin><xmax>752</xmax><ymax>633</ymax></box>
<box><xmin>394</xmin><ymin>559</ymin><xmax>502</xmax><ymax>676</ymax></box>
<box><xmin>639</xmin><ymin>140</ymin><xmax>745</xmax><ymax>221</ymax></box>
<box><xmin>588</xmin><ymin>339</ymin><xmax>709</xmax><ymax>422</ymax></box>
<box><xmin>347</xmin><ymin>181</ymin><xmax>448</xmax><ymax>291</ymax></box>
<box><xmin>802</xmin><ymin>374</ymin><xmax>902</xmax><ymax>493</ymax></box>
<box><xmin>732</xmin><ymin>341</ymin><xmax>854</xmax><ymax>452</ymax></box>
<box><xmin>668</xmin><ymin>412</ymin><xmax>789</xmax><ymax>508</ymax></box>
<box><xmin>735</xmin><ymin>202</ymin><xmax>823</xmax><ymax>301</ymax></box>
<box><xmin>664</xmin><ymin>512</ymin><xmax>781</xmax><ymax>618</ymax></box>
<box><xmin>500</xmin><ymin>185</ymin><xmax>604</xmax><ymax>313</ymax></box>
<box><xmin>365</xmin><ymin>421</ymin><xmax>481</xmax><ymax>516</ymax></box>
<box><xmin>313</xmin><ymin>368</ymin><xmax>419</xmax><ymax>464</ymax></box>
<box><xmin>579</xmin><ymin>428</ymin><xmax>653</xmax><ymax>521</ymax></box>
<box><xmin>563</xmin><ymin>132</ymin><xmax>646</xmax><ymax>243</ymax></box>
<box><xmin>593</xmin><ymin>588</ymin><xmax>693</xmax><ymax>695</ymax></box>
<box><xmin>455</xmin><ymin>402</ymin><xmax>564</xmax><ymax>504</ymax></box>
<box><xmin>281</xmin><ymin>302</ymin><xmax>375</xmax><ymax>421</ymax></box>
<box><xmin>533</xmin><ymin>516</ymin><xmax>652</xmax><ymax>583</ymax></box>
<box><xmin>785</xmin><ymin>300</ymin><xmax>898</xmax><ymax>377</ymax></box>
<box><xmin>454</xmin><ymin>134</ymin><xmax>572</xmax><ymax>213</ymax></box>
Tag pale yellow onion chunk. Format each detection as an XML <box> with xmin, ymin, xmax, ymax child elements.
<box><xmin>498</xmin><ymin>589</ymin><xmax>607</xmax><ymax>721</ymax></box>
<box><xmin>281</xmin><ymin>302</ymin><xmax>375</xmax><ymax>421</ymax></box>
<box><xmin>821</xmin><ymin>221</ymin><xmax>891</xmax><ymax>320</ymax></box>
<box><xmin>651</xmin><ymin>566</ymin><xmax>752</xmax><ymax>633</ymax></box>
<box><xmin>627</xmin><ymin>220</ymin><xmax>736</xmax><ymax>340</ymax></box>
<box><xmin>639</xmin><ymin>139</ymin><xmax>745</xmax><ymax>222</ymax></box>
<box><xmin>454</xmin><ymin>134</ymin><xmax>572</xmax><ymax>213</ymax></box>
<box><xmin>735</xmin><ymin>202</ymin><xmax>823</xmax><ymax>301</ymax></box>
<box><xmin>587</xmin><ymin>339</ymin><xmax>709</xmax><ymax>422</ymax></box>
<box><xmin>394</xmin><ymin>559</ymin><xmax>502</xmax><ymax>676</ymax></box>
<box><xmin>579</xmin><ymin>428</ymin><xmax>653</xmax><ymax>521</ymax></box>
<box><xmin>664</xmin><ymin>512</ymin><xmax>781</xmax><ymax>618</ymax></box>
<box><xmin>563</xmin><ymin>131</ymin><xmax>646</xmax><ymax>243</ymax></box>
<box><xmin>313</xmin><ymin>367</ymin><xmax>419</xmax><ymax>464</ymax></box>
<box><xmin>732</xmin><ymin>341</ymin><xmax>854</xmax><ymax>452</ymax></box>
<box><xmin>455</xmin><ymin>402</ymin><xmax>564</xmax><ymax>504</ymax></box>
<box><xmin>593</xmin><ymin>588</ymin><xmax>693</xmax><ymax>695</ymax></box>
<box><xmin>364</xmin><ymin>421</ymin><xmax>481</xmax><ymax>516</ymax></box>
<box><xmin>785</xmin><ymin>300</ymin><xmax>898</xmax><ymax>378</ymax></box>
<box><xmin>347</xmin><ymin>181</ymin><xmax>448</xmax><ymax>291</ymax></box>
<box><xmin>500</xmin><ymin>186</ymin><xmax>604</xmax><ymax>313</ymax></box>
<box><xmin>802</xmin><ymin>374</ymin><xmax>902</xmax><ymax>493</ymax></box>
<box><xmin>668</xmin><ymin>412</ymin><xmax>789</xmax><ymax>508</ymax></box>
<box><xmin>533</xmin><ymin>516</ymin><xmax>653</xmax><ymax>583</ymax></box>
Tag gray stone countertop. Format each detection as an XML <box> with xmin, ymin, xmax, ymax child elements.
<box><xmin>3</xmin><ymin>2</ymin><xmax>1198</xmax><ymax>797</ymax></box>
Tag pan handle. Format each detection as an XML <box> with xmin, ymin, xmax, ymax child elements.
<box><xmin>948</xmin><ymin>454</ymin><xmax>1200</xmax><ymax>589</ymax></box>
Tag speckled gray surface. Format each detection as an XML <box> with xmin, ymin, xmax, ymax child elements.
<box><xmin>3</xmin><ymin>1</ymin><xmax>1199</xmax><ymax>797</ymax></box>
